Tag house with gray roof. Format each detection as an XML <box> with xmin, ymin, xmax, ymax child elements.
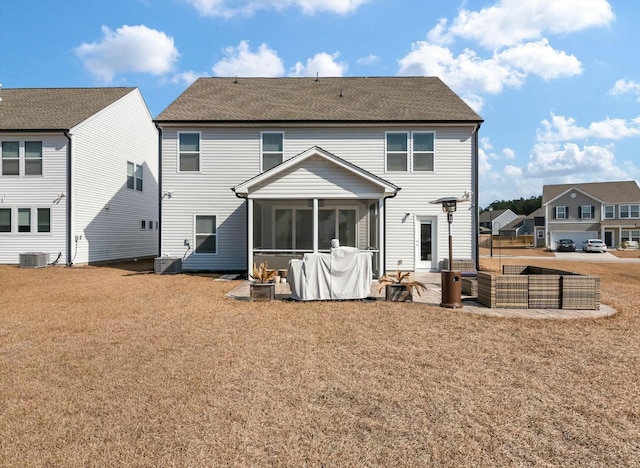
<box><xmin>0</xmin><ymin>87</ymin><xmax>158</xmax><ymax>265</ymax></box>
<box><xmin>543</xmin><ymin>180</ymin><xmax>640</xmax><ymax>249</ymax></box>
<box><xmin>155</xmin><ymin>76</ymin><xmax>483</xmax><ymax>275</ymax></box>
<box><xmin>478</xmin><ymin>208</ymin><xmax>518</xmax><ymax>235</ymax></box>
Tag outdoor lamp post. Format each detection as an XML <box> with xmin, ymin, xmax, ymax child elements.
<box><xmin>430</xmin><ymin>196</ymin><xmax>468</xmax><ymax>308</ymax></box>
<box><xmin>489</xmin><ymin>207</ymin><xmax>494</xmax><ymax>258</ymax></box>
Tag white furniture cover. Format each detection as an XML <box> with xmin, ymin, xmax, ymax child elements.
<box><xmin>288</xmin><ymin>247</ymin><xmax>373</xmax><ymax>301</ymax></box>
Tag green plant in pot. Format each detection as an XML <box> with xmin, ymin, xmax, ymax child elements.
<box><xmin>378</xmin><ymin>269</ymin><xmax>427</xmax><ymax>302</ymax></box>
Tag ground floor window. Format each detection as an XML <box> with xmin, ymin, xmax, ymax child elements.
<box><xmin>18</xmin><ymin>208</ymin><xmax>31</xmax><ymax>233</ymax></box>
<box><xmin>37</xmin><ymin>208</ymin><xmax>50</xmax><ymax>233</ymax></box>
<box><xmin>195</xmin><ymin>215</ymin><xmax>217</xmax><ymax>254</ymax></box>
<box><xmin>622</xmin><ymin>230</ymin><xmax>640</xmax><ymax>242</ymax></box>
<box><xmin>0</xmin><ymin>208</ymin><xmax>10</xmax><ymax>232</ymax></box>
<box><xmin>318</xmin><ymin>208</ymin><xmax>356</xmax><ymax>250</ymax></box>
<box><xmin>274</xmin><ymin>208</ymin><xmax>312</xmax><ymax>250</ymax></box>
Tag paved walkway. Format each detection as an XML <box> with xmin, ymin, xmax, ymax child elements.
<box><xmin>226</xmin><ymin>272</ymin><xmax>616</xmax><ymax>319</ymax></box>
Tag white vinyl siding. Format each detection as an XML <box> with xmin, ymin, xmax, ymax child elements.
<box><xmin>160</xmin><ymin>125</ymin><xmax>475</xmax><ymax>271</ymax></box>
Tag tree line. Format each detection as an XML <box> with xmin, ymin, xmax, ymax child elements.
<box><xmin>481</xmin><ymin>196</ymin><xmax>542</xmax><ymax>216</ymax></box>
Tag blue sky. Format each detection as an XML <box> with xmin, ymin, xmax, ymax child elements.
<box><xmin>1</xmin><ymin>0</ymin><xmax>639</xmax><ymax>208</ymax></box>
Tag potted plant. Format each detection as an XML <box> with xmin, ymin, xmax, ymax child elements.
<box><xmin>378</xmin><ymin>269</ymin><xmax>427</xmax><ymax>302</ymax></box>
<box><xmin>249</xmin><ymin>262</ymin><xmax>277</xmax><ymax>302</ymax></box>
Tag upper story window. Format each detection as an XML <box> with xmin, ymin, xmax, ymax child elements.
<box><xmin>555</xmin><ymin>206</ymin><xmax>567</xmax><ymax>219</ymax></box>
<box><xmin>580</xmin><ymin>205</ymin><xmax>594</xmax><ymax>219</ymax></box>
<box><xmin>2</xmin><ymin>141</ymin><xmax>19</xmax><ymax>176</ymax></box>
<box><xmin>413</xmin><ymin>132</ymin><xmax>434</xmax><ymax>172</ymax></box>
<box><xmin>386</xmin><ymin>132</ymin><xmax>408</xmax><ymax>172</ymax></box>
<box><xmin>620</xmin><ymin>204</ymin><xmax>640</xmax><ymax>219</ymax></box>
<box><xmin>261</xmin><ymin>132</ymin><xmax>283</xmax><ymax>172</ymax></box>
<box><xmin>24</xmin><ymin>141</ymin><xmax>43</xmax><ymax>175</ymax></box>
<box><xmin>1</xmin><ymin>141</ymin><xmax>43</xmax><ymax>176</ymax></box>
<box><xmin>604</xmin><ymin>205</ymin><xmax>615</xmax><ymax>219</ymax></box>
<box><xmin>178</xmin><ymin>132</ymin><xmax>200</xmax><ymax>172</ymax></box>
<box><xmin>127</xmin><ymin>162</ymin><xmax>143</xmax><ymax>191</ymax></box>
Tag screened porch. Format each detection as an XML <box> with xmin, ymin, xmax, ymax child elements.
<box><xmin>251</xmin><ymin>198</ymin><xmax>382</xmax><ymax>277</ymax></box>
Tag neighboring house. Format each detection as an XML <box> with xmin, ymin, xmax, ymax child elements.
<box><xmin>498</xmin><ymin>215</ymin><xmax>526</xmax><ymax>237</ymax></box>
<box><xmin>155</xmin><ymin>77</ymin><xmax>483</xmax><ymax>275</ymax></box>
<box><xmin>543</xmin><ymin>180</ymin><xmax>640</xmax><ymax>249</ymax></box>
<box><xmin>0</xmin><ymin>87</ymin><xmax>158</xmax><ymax>265</ymax></box>
<box><xmin>479</xmin><ymin>209</ymin><xmax>518</xmax><ymax>235</ymax></box>
<box><xmin>527</xmin><ymin>208</ymin><xmax>546</xmax><ymax>247</ymax></box>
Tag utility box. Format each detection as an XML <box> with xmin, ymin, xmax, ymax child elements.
<box><xmin>154</xmin><ymin>256</ymin><xmax>182</xmax><ymax>274</ymax></box>
<box><xmin>19</xmin><ymin>252</ymin><xmax>49</xmax><ymax>268</ymax></box>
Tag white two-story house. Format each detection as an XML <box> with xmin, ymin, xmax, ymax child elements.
<box><xmin>543</xmin><ymin>180</ymin><xmax>640</xmax><ymax>249</ymax></box>
<box><xmin>0</xmin><ymin>87</ymin><xmax>158</xmax><ymax>265</ymax></box>
<box><xmin>155</xmin><ymin>77</ymin><xmax>483</xmax><ymax>276</ymax></box>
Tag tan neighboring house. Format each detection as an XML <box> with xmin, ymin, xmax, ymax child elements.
<box><xmin>542</xmin><ymin>180</ymin><xmax>640</xmax><ymax>249</ymax></box>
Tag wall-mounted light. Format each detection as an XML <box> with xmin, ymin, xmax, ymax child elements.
<box><xmin>104</xmin><ymin>204</ymin><xmax>110</xmax><ymax>211</ymax></box>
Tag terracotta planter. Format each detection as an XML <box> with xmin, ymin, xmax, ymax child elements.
<box><xmin>250</xmin><ymin>282</ymin><xmax>275</xmax><ymax>302</ymax></box>
<box><xmin>385</xmin><ymin>283</ymin><xmax>412</xmax><ymax>302</ymax></box>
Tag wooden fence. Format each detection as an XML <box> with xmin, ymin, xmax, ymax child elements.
<box><xmin>479</xmin><ymin>234</ymin><xmax>534</xmax><ymax>248</ymax></box>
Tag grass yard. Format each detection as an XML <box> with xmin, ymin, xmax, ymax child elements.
<box><xmin>1</xmin><ymin>258</ymin><xmax>639</xmax><ymax>466</ymax></box>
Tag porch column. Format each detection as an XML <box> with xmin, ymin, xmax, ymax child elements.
<box><xmin>313</xmin><ymin>198</ymin><xmax>319</xmax><ymax>253</ymax></box>
<box><xmin>247</xmin><ymin>198</ymin><xmax>253</xmax><ymax>275</ymax></box>
<box><xmin>378</xmin><ymin>197</ymin><xmax>385</xmax><ymax>276</ymax></box>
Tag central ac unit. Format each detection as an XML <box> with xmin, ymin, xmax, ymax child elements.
<box><xmin>19</xmin><ymin>252</ymin><xmax>49</xmax><ymax>268</ymax></box>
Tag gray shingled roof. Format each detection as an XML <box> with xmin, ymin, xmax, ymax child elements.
<box><xmin>543</xmin><ymin>181</ymin><xmax>640</xmax><ymax>204</ymax></box>
<box><xmin>0</xmin><ymin>87</ymin><xmax>135</xmax><ymax>131</ymax></box>
<box><xmin>155</xmin><ymin>77</ymin><xmax>483</xmax><ymax>123</ymax></box>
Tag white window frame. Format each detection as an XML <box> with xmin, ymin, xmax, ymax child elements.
<box><xmin>36</xmin><ymin>207</ymin><xmax>51</xmax><ymax>234</ymax></box>
<box><xmin>0</xmin><ymin>207</ymin><xmax>11</xmax><ymax>234</ymax></box>
<box><xmin>385</xmin><ymin>131</ymin><xmax>408</xmax><ymax>172</ymax></box>
<box><xmin>271</xmin><ymin>207</ymin><xmax>313</xmax><ymax>251</ymax></box>
<box><xmin>18</xmin><ymin>208</ymin><xmax>31</xmax><ymax>233</ymax></box>
<box><xmin>580</xmin><ymin>205</ymin><xmax>593</xmax><ymax>219</ymax></box>
<box><xmin>604</xmin><ymin>205</ymin><xmax>615</xmax><ymax>219</ymax></box>
<box><xmin>24</xmin><ymin>141</ymin><xmax>43</xmax><ymax>176</ymax></box>
<box><xmin>555</xmin><ymin>206</ymin><xmax>567</xmax><ymax>219</ymax></box>
<box><xmin>261</xmin><ymin>131</ymin><xmax>284</xmax><ymax>172</ymax></box>
<box><xmin>194</xmin><ymin>215</ymin><xmax>218</xmax><ymax>255</ymax></box>
<box><xmin>1</xmin><ymin>141</ymin><xmax>20</xmax><ymax>176</ymax></box>
<box><xmin>411</xmin><ymin>131</ymin><xmax>435</xmax><ymax>173</ymax></box>
<box><xmin>127</xmin><ymin>161</ymin><xmax>143</xmax><ymax>191</ymax></box>
<box><xmin>177</xmin><ymin>132</ymin><xmax>201</xmax><ymax>173</ymax></box>
<box><xmin>619</xmin><ymin>204</ymin><xmax>640</xmax><ymax>219</ymax></box>
<box><xmin>537</xmin><ymin>229</ymin><xmax>544</xmax><ymax>239</ymax></box>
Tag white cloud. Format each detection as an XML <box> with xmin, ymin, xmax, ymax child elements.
<box><xmin>169</xmin><ymin>70</ymin><xmax>208</xmax><ymax>85</ymax></box>
<box><xmin>502</xmin><ymin>148</ymin><xmax>515</xmax><ymax>159</ymax></box>
<box><xmin>496</xmin><ymin>39</ymin><xmax>582</xmax><ymax>80</ymax></box>
<box><xmin>185</xmin><ymin>0</ymin><xmax>368</xmax><ymax>17</ymax></box>
<box><xmin>610</xmin><ymin>79</ymin><xmax>640</xmax><ymax>102</ymax></box>
<box><xmin>438</xmin><ymin>0</ymin><xmax>614</xmax><ymax>49</ymax></box>
<box><xmin>75</xmin><ymin>25</ymin><xmax>179</xmax><ymax>82</ymax></box>
<box><xmin>212</xmin><ymin>41</ymin><xmax>285</xmax><ymax>77</ymax></box>
<box><xmin>357</xmin><ymin>54</ymin><xmax>380</xmax><ymax>66</ymax></box>
<box><xmin>290</xmin><ymin>52</ymin><xmax>347</xmax><ymax>77</ymax></box>
<box><xmin>538</xmin><ymin>113</ymin><xmax>640</xmax><ymax>142</ymax></box>
<box><xmin>526</xmin><ymin>142</ymin><xmax>628</xmax><ymax>179</ymax></box>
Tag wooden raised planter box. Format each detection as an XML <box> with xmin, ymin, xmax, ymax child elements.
<box><xmin>477</xmin><ymin>265</ymin><xmax>600</xmax><ymax>310</ymax></box>
<box><xmin>250</xmin><ymin>282</ymin><xmax>276</xmax><ymax>302</ymax></box>
<box><xmin>385</xmin><ymin>284</ymin><xmax>412</xmax><ymax>302</ymax></box>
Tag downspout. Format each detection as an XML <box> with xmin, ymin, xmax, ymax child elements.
<box><xmin>232</xmin><ymin>188</ymin><xmax>250</xmax><ymax>277</ymax></box>
<box><xmin>64</xmin><ymin>130</ymin><xmax>72</xmax><ymax>265</ymax></box>
<box><xmin>155</xmin><ymin>123</ymin><xmax>162</xmax><ymax>258</ymax></box>
<box><xmin>382</xmin><ymin>188</ymin><xmax>401</xmax><ymax>275</ymax></box>
<box><xmin>473</xmin><ymin>122</ymin><xmax>482</xmax><ymax>272</ymax></box>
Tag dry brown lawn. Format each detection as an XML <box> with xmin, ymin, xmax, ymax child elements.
<box><xmin>1</xmin><ymin>258</ymin><xmax>639</xmax><ymax>466</ymax></box>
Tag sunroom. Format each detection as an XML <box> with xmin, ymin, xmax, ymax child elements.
<box><xmin>232</xmin><ymin>147</ymin><xmax>400</xmax><ymax>278</ymax></box>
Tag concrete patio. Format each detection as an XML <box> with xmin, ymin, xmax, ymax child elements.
<box><xmin>226</xmin><ymin>272</ymin><xmax>616</xmax><ymax>319</ymax></box>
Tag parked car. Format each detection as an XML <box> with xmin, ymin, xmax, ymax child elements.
<box><xmin>556</xmin><ymin>239</ymin><xmax>576</xmax><ymax>252</ymax></box>
<box><xmin>582</xmin><ymin>239</ymin><xmax>607</xmax><ymax>253</ymax></box>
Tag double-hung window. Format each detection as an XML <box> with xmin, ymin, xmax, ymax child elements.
<box><xmin>127</xmin><ymin>162</ymin><xmax>143</xmax><ymax>191</ymax></box>
<box><xmin>195</xmin><ymin>215</ymin><xmax>217</xmax><ymax>254</ymax></box>
<box><xmin>386</xmin><ymin>132</ymin><xmax>408</xmax><ymax>172</ymax></box>
<box><xmin>179</xmin><ymin>133</ymin><xmax>200</xmax><ymax>172</ymax></box>
<box><xmin>580</xmin><ymin>205</ymin><xmax>594</xmax><ymax>219</ymax></box>
<box><xmin>604</xmin><ymin>205</ymin><xmax>615</xmax><ymax>219</ymax></box>
<box><xmin>18</xmin><ymin>208</ymin><xmax>31</xmax><ymax>233</ymax></box>
<box><xmin>555</xmin><ymin>206</ymin><xmax>567</xmax><ymax>219</ymax></box>
<box><xmin>24</xmin><ymin>141</ymin><xmax>43</xmax><ymax>175</ymax></box>
<box><xmin>620</xmin><ymin>204</ymin><xmax>640</xmax><ymax>219</ymax></box>
<box><xmin>0</xmin><ymin>208</ymin><xmax>11</xmax><ymax>233</ymax></box>
<box><xmin>2</xmin><ymin>141</ymin><xmax>19</xmax><ymax>176</ymax></box>
<box><xmin>261</xmin><ymin>132</ymin><xmax>283</xmax><ymax>172</ymax></box>
<box><xmin>37</xmin><ymin>208</ymin><xmax>51</xmax><ymax>233</ymax></box>
<box><xmin>413</xmin><ymin>132</ymin><xmax>434</xmax><ymax>172</ymax></box>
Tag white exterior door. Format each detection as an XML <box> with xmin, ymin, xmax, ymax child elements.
<box><xmin>415</xmin><ymin>217</ymin><xmax>436</xmax><ymax>270</ymax></box>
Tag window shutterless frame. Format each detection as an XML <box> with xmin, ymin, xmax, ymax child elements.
<box><xmin>194</xmin><ymin>215</ymin><xmax>217</xmax><ymax>255</ymax></box>
<box><xmin>36</xmin><ymin>208</ymin><xmax>51</xmax><ymax>233</ymax></box>
<box><xmin>412</xmin><ymin>132</ymin><xmax>435</xmax><ymax>172</ymax></box>
<box><xmin>1</xmin><ymin>141</ymin><xmax>20</xmax><ymax>176</ymax></box>
<box><xmin>24</xmin><ymin>141</ymin><xmax>43</xmax><ymax>176</ymax></box>
<box><xmin>385</xmin><ymin>131</ymin><xmax>408</xmax><ymax>172</ymax></box>
<box><xmin>0</xmin><ymin>208</ymin><xmax>11</xmax><ymax>233</ymax></box>
<box><xmin>177</xmin><ymin>132</ymin><xmax>201</xmax><ymax>172</ymax></box>
<box><xmin>261</xmin><ymin>131</ymin><xmax>284</xmax><ymax>172</ymax></box>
